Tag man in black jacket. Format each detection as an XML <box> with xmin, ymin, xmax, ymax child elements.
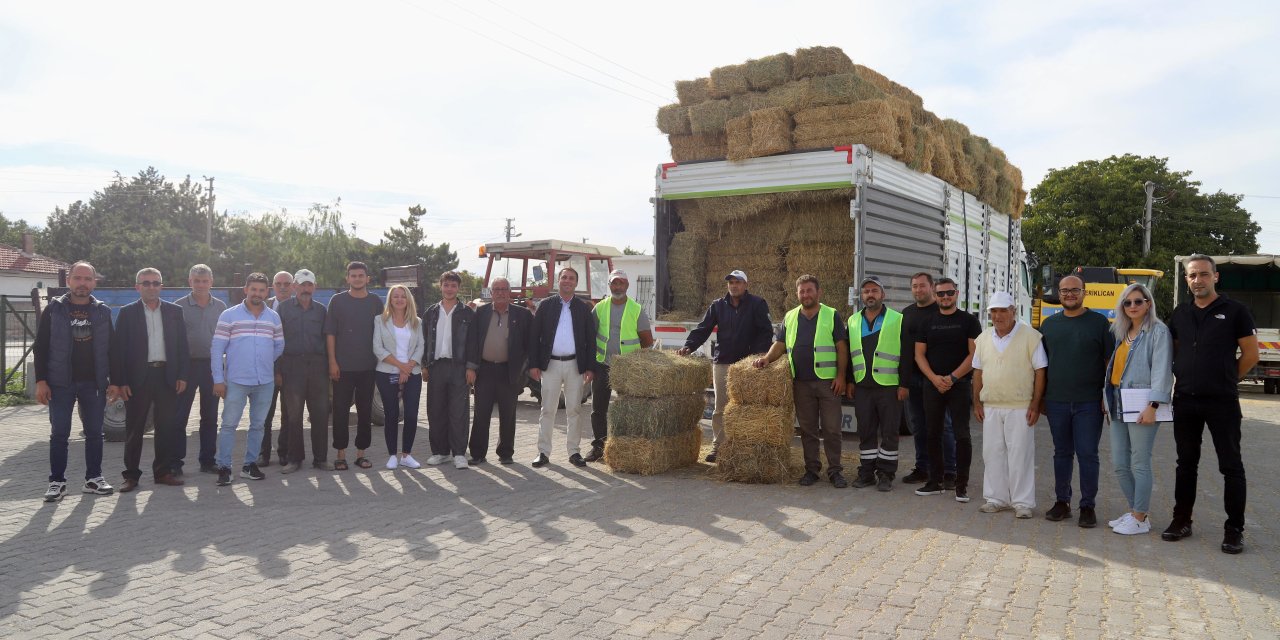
<box><xmin>422</xmin><ymin>270</ymin><xmax>477</xmax><ymax>469</ymax></box>
<box><xmin>679</xmin><ymin>270</ymin><xmax>773</xmax><ymax>462</ymax></box>
<box><xmin>528</xmin><ymin>267</ymin><xmax>596</xmax><ymax>468</ymax></box>
<box><xmin>111</xmin><ymin>267</ymin><xmax>190</xmax><ymax>492</ymax></box>
<box><xmin>467</xmin><ymin>277</ymin><xmax>534</xmax><ymax>465</ymax></box>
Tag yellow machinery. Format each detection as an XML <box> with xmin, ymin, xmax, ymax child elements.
<box><xmin>1032</xmin><ymin>266</ymin><xmax>1164</xmax><ymax>327</ymax></box>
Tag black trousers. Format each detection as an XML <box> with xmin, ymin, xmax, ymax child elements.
<box><xmin>427</xmin><ymin>359</ymin><xmax>470</xmax><ymax>457</ymax></box>
<box><xmin>259</xmin><ymin>382</ymin><xmax>290</xmax><ymax>461</ymax></box>
<box><xmin>1172</xmin><ymin>395</ymin><xmax>1247</xmax><ymax>531</ymax></box>
<box><xmin>173</xmin><ymin>357</ymin><xmax>218</xmax><ymax>469</ymax></box>
<box><xmin>923</xmin><ymin>378</ymin><xmax>972</xmax><ymax>489</ymax></box>
<box><xmin>470</xmin><ymin>362</ymin><xmax>519</xmax><ymax>460</ymax></box>
<box><xmin>589</xmin><ymin>363</ymin><xmax>612</xmax><ymax>449</ymax></box>
<box><xmin>281</xmin><ymin>354</ymin><xmax>331</xmax><ymax>464</ymax></box>
<box><xmin>331</xmin><ymin>369</ymin><xmax>374</xmax><ymax>451</ymax></box>
<box><xmin>123</xmin><ymin>366</ymin><xmax>179</xmax><ymax>481</ymax></box>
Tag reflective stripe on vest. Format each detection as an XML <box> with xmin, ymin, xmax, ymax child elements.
<box><xmin>594</xmin><ymin>297</ymin><xmax>642</xmax><ymax>363</ymax></box>
<box><xmin>849</xmin><ymin>307</ymin><xmax>903</xmax><ymax>386</ymax></box>
<box><xmin>784</xmin><ymin>304</ymin><xmax>838</xmax><ymax>380</ymax></box>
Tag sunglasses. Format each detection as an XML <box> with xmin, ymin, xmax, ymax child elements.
<box><xmin>935</xmin><ymin>290</ymin><xmax>958</xmax><ymax>297</ymax></box>
<box><xmin>137</xmin><ymin>281</ymin><xmax>163</xmax><ymax>288</ymax></box>
<box><xmin>1122</xmin><ymin>298</ymin><xmax>1149</xmax><ymax>308</ymax></box>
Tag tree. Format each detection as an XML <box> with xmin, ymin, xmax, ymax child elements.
<box><xmin>1022</xmin><ymin>154</ymin><xmax>1260</xmax><ymax>313</ymax></box>
<box><xmin>0</xmin><ymin>211</ymin><xmax>39</xmax><ymax>248</ymax></box>
<box><xmin>622</xmin><ymin>246</ymin><xmax>646</xmax><ymax>255</ymax></box>
<box><xmin>373</xmin><ymin>205</ymin><xmax>458</xmax><ymax>306</ymax></box>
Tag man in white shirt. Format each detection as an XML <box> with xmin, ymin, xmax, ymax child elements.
<box><xmin>422</xmin><ymin>271</ymin><xmax>477</xmax><ymax>469</ymax></box>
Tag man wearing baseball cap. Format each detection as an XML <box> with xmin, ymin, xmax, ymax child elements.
<box><xmin>846</xmin><ymin>276</ymin><xmax>909</xmax><ymax>492</ymax></box>
<box><xmin>586</xmin><ymin>269</ymin><xmax>655</xmax><ymax>463</ymax></box>
<box><xmin>277</xmin><ymin>268</ymin><xmax>331</xmax><ymax>473</ymax></box>
<box><xmin>679</xmin><ymin>270</ymin><xmax>774</xmax><ymax>462</ymax></box>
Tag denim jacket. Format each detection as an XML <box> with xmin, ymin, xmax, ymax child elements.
<box><xmin>1103</xmin><ymin>321</ymin><xmax>1173</xmax><ymax>414</ymax></box>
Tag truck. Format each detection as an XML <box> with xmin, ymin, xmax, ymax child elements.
<box><xmin>1032</xmin><ymin>266</ymin><xmax>1165</xmax><ymax>327</ymax></box>
<box><xmin>1173</xmin><ymin>254</ymin><xmax>1280</xmax><ymax>394</ymax></box>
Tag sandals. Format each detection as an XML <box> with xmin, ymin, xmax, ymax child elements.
<box><xmin>333</xmin><ymin>459</ymin><xmax>349</xmax><ymax>471</ymax></box>
<box><xmin>354</xmin><ymin>457</ymin><xmax>372</xmax><ymax>469</ymax></box>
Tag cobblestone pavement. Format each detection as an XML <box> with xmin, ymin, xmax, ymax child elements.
<box><xmin>1</xmin><ymin>388</ymin><xmax>1277</xmax><ymax>639</ymax></box>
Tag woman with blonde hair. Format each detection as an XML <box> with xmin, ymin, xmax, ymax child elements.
<box><xmin>372</xmin><ymin>285</ymin><xmax>425</xmax><ymax>469</ymax></box>
<box><xmin>1104</xmin><ymin>283</ymin><xmax>1173</xmax><ymax>535</ymax></box>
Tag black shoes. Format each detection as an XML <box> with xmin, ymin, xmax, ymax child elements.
<box><xmin>1045</xmin><ymin>501</ymin><xmax>1072</xmax><ymax>522</ymax></box>
<box><xmin>942</xmin><ymin>474</ymin><xmax>956</xmax><ymax>491</ymax></box>
<box><xmin>876</xmin><ymin>474</ymin><xmax>892</xmax><ymax>492</ymax></box>
<box><xmin>1161</xmin><ymin>518</ymin><xmax>1194</xmax><ymax>541</ymax></box>
<box><xmin>829</xmin><ymin>472</ymin><xmax>848</xmax><ymax>489</ymax></box>
<box><xmin>241</xmin><ymin>463</ymin><xmax>265</xmax><ymax>480</ymax></box>
<box><xmin>704</xmin><ymin>449</ymin><xmax>718</xmax><ymax>463</ymax></box>
<box><xmin>851</xmin><ymin>474</ymin><xmax>876</xmax><ymax>489</ymax></box>
<box><xmin>468</xmin><ymin>457</ymin><xmax>487</xmax><ymax>465</ymax></box>
<box><xmin>584</xmin><ymin>446</ymin><xmax>604</xmax><ymax>463</ymax></box>
<box><xmin>216</xmin><ymin>467</ymin><xmax>232</xmax><ymax>486</ymax></box>
<box><xmin>914</xmin><ymin>482</ymin><xmax>943</xmax><ymax>496</ymax></box>
<box><xmin>256</xmin><ymin>454</ymin><xmax>271</xmax><ymax>468</ymax></box>
<box><xmin>531</xmin><ymin>453</ymin><xmax>550</xmax><ymax>468</ymax></box>
<box><xmin>569</xmin><ymin>453</ymin><xmax>587</xmax><ymax>467</ymax></box>
<box><xmin>954</xmin><ymin>486</ymin><xmax>969</xmax><ymax>503</ymax></box>
<box><xmin>499</xmin><ymin>456</ymin><xmax>514</xmax><ymax>465</ymax></box>
<box><xmin>199</xmin><ymin>462</ymin><xmax>217</xmax><ymax>473</ymax></box>
<box><xmin>1222</xmin><ymin>528</ymin><xmax>1244</xmax><ymax>554</ymax></box>
<box><xmin>1078</xmin><ymin>507</ymin><xmax>1097</xmax><ymax>529</ymax></box>
<box><xmin>901</xmin><ymin>468</ymin><xmax>928</xmax><ymax>484</ymax></box>
<box><xmin>798</xmin><ymin>471</ymin><xmax>819</xmax><ymax>486</ymax></box>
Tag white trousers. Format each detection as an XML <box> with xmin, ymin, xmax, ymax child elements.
<box><xmin>538</xmin><ymin>358</ymin><xmax>586</xmax><ymax>457</ymax></box>
<box><xmin>981</xmin><ymin>407</ymin><xmax>1036</xmax><ymax>509</ymax></box>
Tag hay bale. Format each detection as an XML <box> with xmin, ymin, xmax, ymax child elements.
<box><xmin>608</xmin><ymin>393</ymin><xmax>706</xmax><ymax>439</ymax></box>
<box><xmin>746</xmin><ymin>53</ymin><xmax>794</xmax><ymax>91</ymax></box>
<box><xmin>760</xmin><ymin>78</ymin><xmax>812</xmax><ymax>114</ymax></box>
<box><xmin>656</xmin><ymin>104</ymin><xmax>691</xmax><ymax>135</ymax></box>
<box><xmin>668</xmin><ymin>132</ymin><xmax>726</xmax><ymax>162</ymax></box>
<box><xmin>604</xmin><ymin>430</ymin><xmax>702</xmax><ymax>475</ymax></box>
<box><xmin>709</xmin><ymin>63</ymin><xmax>750</xmax><ymax>98</ymax></box>
<box><xmin>610</xmin><ymin>349</ymin><xmax>712</xmax><ymax>397</ymax></box>
<box><xmin>726</xmin><ymin>356</ymin><xmax>794</xmax><ymax>406</ymax></box>
<box><xmin>689</xmin><ymin>99</ymin><xmax>731</xmax><ymax>135</ymax></box>
<box><xmin>803</xmin><ymin>73</ymin><xmax>883</xmax><ymax>109</ymax></box>
<box><xmin>676</xmin><ymin>77</ymin><xmax>712</xmax><ymax>105</ymax></box>
<box><xmin>726</xmin><ymin>114</ymin><xmax>752</xmax><ymax>162</ymax></box>
<box><xmin>852</xmin><ymin>64</ymin><xmax>924</xmax><ymax>110</ymax></box>
<box><xmin>723</xmin><ymin>403</ymin><xmax>794</xmax><ymax>448</ymax></box>
<box><xmin>791</xmin><ymin>99</ymin><xmax>902</xmax><ymax>157</ymax></box>
<box><xmin>685</xmin><ymin>192</ymin><xmax>778</xmax><ymax>223</ymax></box>
<box><xmin>667</xmin><ymin>231</ymin><xmax>706</xmax><ymax>315</ymax></box>
<box><xmin>749</xmin><ymin>107</ymin><xmax>793</xmax><ymax>157</ymax></box>
<box><xmin>727</xmin><ymin>92</ymin><xmax>768</xmax><ymax>119</ymax></box>
<box><xmin>793</xmin><ymin>46</ymin><xmax>854</xmax><ymax>79</ymax></box>
<box><xmin>785</xmin><ymin>241</ymin><xmax>855</xmax><ymax>316</ymax></box>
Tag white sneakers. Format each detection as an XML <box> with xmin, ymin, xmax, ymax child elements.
<box><xmin>83</xmin><ymin>477</ymin><xmax>113</xmax><ymax>495</ymax></box>
<box><xmin>1014</xmin><ymin>507</ymin><xmax>1034</xmax><ymax>519</ymax></box>
<box><xmin>453</xmin><ymin>456</ymin><xmax>469</xmax><ymax>470</ymax></box>
<box><xmin>43</xmin><ymin>481</ymin><xmax>67</xmax><ymax>503</ymax></box>
<box><xmin>979</xmin><ymin>502</ymin><xmax>1011</xmax><ymax>513</ymax></box>
<box><xmin>1113</xmin><ymin>515</ymin><xmax>1151</xmax><ymax>535</ymax></box>
<box><xmin>386</xmin><ymin>456</ymin><xmax>399</xmax><ymax>470</ymax></box>
<box><xmin>1109</xmin><ymin>512</ymin><xmax>1135</xmax><ymax>528</ymax></box>
<box><xmin>425</xmin><ymin>454</ymin><xmax>450</xmax><ymax>466</ymax></box>
<box><xmin>400</xmin><ymin>455</ymin><xmax>421</xmax><ymax>469</ymax></box>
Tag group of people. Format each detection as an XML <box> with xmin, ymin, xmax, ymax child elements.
<box><xmin>682</xmin><ymin>255</ymin><xmax>1257</xmax><ymax>554</ymax></box>
<box><xmin>35</xmin><ymin>254</ymin><xmax>1258</xmax><ymax>554</ymax></box>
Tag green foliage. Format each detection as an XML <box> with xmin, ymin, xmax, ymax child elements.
<box><xmin>622</xmin><ymin>246</ymin><xmax>646</xmax><ymax>255</ymax></box>
<box><xmin>1022</xmin><ymin>154</ymin><xmax>1260</xmax><ymax>315</ymax></box>
<box><xmin>373</xmin><ymin>205</ymin><xmax>458</xmax><ymax>306</ymax></box>
<box><xmin>1</xmin><ymin>367</ymin><xmax>33</xmax><ymax>406</ymax></box>
<box><xmin>0</xmin><ymin>212</ymin><xmax>39</xmax><ymax>248</ymax></box>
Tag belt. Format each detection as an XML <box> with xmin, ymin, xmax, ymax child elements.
<box><xmin>147</xmin><ymin>361</ymin><xmax>167</xmax><ymax>368</ymax></box>
<box><xmin>481</xmin><ymin>360</ymin><xmax>508</xmax><ymax>365</ymax></box>
<box><xmin>550</xmin><ymin>354</ymin><xmax>576</xmax><ymax>361</ymax></box>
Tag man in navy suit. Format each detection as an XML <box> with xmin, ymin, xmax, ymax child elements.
<box><xmin>111</xmin><ymin>267</ymin><xmax>190</xmax><ymax>492</ymax></box>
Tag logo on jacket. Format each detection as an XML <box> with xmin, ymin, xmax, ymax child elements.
<box><xmin>1214</xmin><ymin>314</ymin><xmax>1226</xmax><ymax>320</ymax></box>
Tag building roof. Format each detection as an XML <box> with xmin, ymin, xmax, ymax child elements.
<box><xmin>0</xmin><ymin>242</ymin><xmax>71</xmax><ymax>276</ymax></box>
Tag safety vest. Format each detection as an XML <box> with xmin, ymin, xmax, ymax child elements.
<box><xmin>784</xmin><ymin>304</ymin><xmax>838</xmax><ymax>379</ymax></box>
<box><xmin>848</xmin><ymin>307</ymin><xmax>903</xmax><ymax>386</ymax></box>
<box><xmin>594</xmin><ymin>297</ymin><xmax>642</xmax><ymax>363</ymax></box>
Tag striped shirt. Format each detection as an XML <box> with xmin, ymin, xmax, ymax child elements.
<box><xmin>211</xmin><ymin>302</ymin><xmax>284</xmax><ymax>385</ymax></box>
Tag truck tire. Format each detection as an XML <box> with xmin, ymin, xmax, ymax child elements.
<box><xmin>103</xmin><ymin>399</ymin><xmax>153</xmax><ymax>442</ymax></box>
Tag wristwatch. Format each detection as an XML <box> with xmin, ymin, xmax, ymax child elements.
<box><xmin>949</xmin><ymin>374</ymin><xmax>960</xmax><ymax>384</ymax></box>
<box><xmin>1148</xmin><ymin>401</ymin><xmax>1160</xmax><ymax>409</ymax></box>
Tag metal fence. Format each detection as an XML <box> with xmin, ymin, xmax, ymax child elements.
<box><xmin>1</xmin><ymin>295</ymin><xmax>38</xmax><ymax>395</ymax></box>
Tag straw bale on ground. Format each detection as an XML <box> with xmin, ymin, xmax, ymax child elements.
<box><xmin>609</xmin><ymin>349</ymin><xmax>712</xmax><ymax>398</ymax></box>
<box><xmin>712</xmin><ymin>437</ymin><xmax>797</xmax><ymax>484</ymax></box>
<box><xmin>667</xmin><ymin>231</ymin><xmax>706</xmax><ymax>316</ymax></box>
<box><xmin>608</xmin><ymin>394</ymin><xmax>707</xmax><ymax>440</ymax></box>
<box><xmin>709</xmin><ymin>63</ymin><xmax>750</xmax><ymax>98</ymax></box>
<box><xmin>723</xmin><ymin>403</ymin><xmax>793</xmax><ymax>448</ymax></box>
<box><xmin>668</xmin><ymin>133</ymin><xmax>726</xmax><ymax>162</ymax></box>
<box><xmin>604</xmin><ymin>430</ymin><xmax>701</xmax><ymax>476</ymax></box>
<box><xmin>746</xmin><ymin>53</ymin><xmax>794</xmax><ymax>91</ymax></box>
<box><xmin>689</xmin><ymin>99</ymin><xmax>731</xmax><ymax>135</ymax></box>
<box><xmin>792</xmin><ymin>46</ymin><xmax>854</xmax><ymax>79</ymax></box>
<box><xmin>726</xmin><ymin>356</ymin><xmax>794</xmax><ymax>406</ymax></box>
<box><xmin>656</xmin><ymin>104</ymin><xmax>690</xmax><ymax>135</ymax></box>
<box><xmin>676</xmin><ymin>78</ymin><xmax>711</xmax><ymax>105</ymax></box>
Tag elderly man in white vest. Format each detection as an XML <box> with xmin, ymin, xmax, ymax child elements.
<box><xmin>972</xmin><ymin>291</ymin><xmax>1047</xmax><ymax>519</ymax></box>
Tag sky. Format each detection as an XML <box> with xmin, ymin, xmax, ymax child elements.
<box><xmin>1</xmin><ymin>0</ymin><xmax>1277</xmax><ymax>276</ymax></box>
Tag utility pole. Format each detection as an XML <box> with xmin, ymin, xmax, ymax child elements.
<box><xmin>1143</xmin><ymin>181</ymin><xmax>1155</xmax><ymax>257</ymax></box>
<box><xmin>203</xmin><ymin>175</ymin><xmax>215</xmax><ymax>250</ymax></box>
<box><xmin>504</xmin><ymin>218</ymin><xmax>521</xmax><ymax>242</ymax></box>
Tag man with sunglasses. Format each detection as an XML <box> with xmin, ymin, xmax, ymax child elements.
<box><xmin>1039</xmin><ymin>275</ymin><xmax>1113</xmax><ymax>528</ymax></box>
<box><xmin>1165</xmin><ymin>254</ymin><xmax>1259</xmax><ymax>554</ymax></box>
<box><xmin>112</xmin><ymin>268</ymin><xmax>190</xmax><ymax>492</ymax></box>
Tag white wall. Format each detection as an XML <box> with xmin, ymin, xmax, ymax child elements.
<box><xmin>612</xmin><ymin>255</ymin><xmax>657</xmax><ymax>313</ymax></box>
<box><xmin>0</xmin><ymin>274</ymin><xmax>49</xmax><ymax>299</ymax></box>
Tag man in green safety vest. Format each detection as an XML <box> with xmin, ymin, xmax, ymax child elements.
<box><xmin>587</xmin><ymin>270</ymin><xmax>655</xmax><ymax>462</ymax></box>
<box><xmin>845</xmin><ymin>276</ymin><xmax>910</xmax><ymax>492</ymax></box>
<box><xmin>755</xmin><ymin>274</ymin><xmax>849</xmax><ymax>487</ymax></box>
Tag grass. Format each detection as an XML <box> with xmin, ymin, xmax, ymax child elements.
<box><xmin>0</xmin><ymin>367</ymin><xmax>34</xmax><ymax>407</ymax></box>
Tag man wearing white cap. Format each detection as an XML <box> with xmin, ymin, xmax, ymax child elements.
<box><xmin>586</xmin><ymin>269</ymin><xmax>655</xmax><ymax>462</ymax></box>
<box><xmin>972</xmin><ymin>291</ymin><xmax>1047</xmax><ymax>519</ymax></box>
<box><xmin>277</xmin><ymin>268</ymin><xmax>330</xmax><ymax>473</ymax></box>
<box><xmin>679</xmin><ymin>269</ymin><xmax>774</xmax><ymax>462</ymax></box>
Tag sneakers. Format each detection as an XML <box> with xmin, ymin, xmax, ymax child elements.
<box><xmin>1014</xmin><ymin>507</ymin><xmax>1034</xmax><ymax>519</ymax></box>
<box><xmin>400</xmin><ymin>455</ymin><xmax>421</xmax><ymax>469</ymax></box>
<box><xmin>43</xmin><ymin>481</ymin><xmax>68</xmax><ymax>503</ymax></box>
<box><xmin>850</xmin><ymin>474</ymin><xmax>876</xmax><ymax>489</ymax></box>
<box><xmin>1161</xmin><ymin>518</ymin><xmax>1194</xmax><ymax>541</ymax></box>
<box><xmin>942</xmin><ymin>474</ymin><xmax>956</xmax><ymax>491</ymax></box>
<box><xmin>901</xmin><ymin>468</ymin><xmax>928</xmax><ymax>484</ymax></box>
<box><xmin>453</xmin><ymin>456</ymin><xmax>469</xmax><ymax>469</ymax></box>
<box><xmin>280</xmin><ymin>462</ymin><xmax>301</xmax><ymax>474</ymax></box>
<box><xmin>914</xmin><ymin>482</ymin><xmax>943</xmax><ymax>496</ymax></box>
<box><xmin>83</xmin><ymin>477</ymin><xmax>114</xmax><ymax>495</ymax></box>
<box><xmin>1078</xmin><ymin>506</ymin><xmax>1097</xmax><ymax>529</ymax></box>
<box><xmin>954</xmin><ymin>486</ymin><xmax>969</xmax><ymax>502</ymax></box>
<box><xmin>798</xmin><ymin>471</ymin><xmax>819</xmax><ymax>486</ymax></box>
<box><xmin>386</xmin><ymin>456</ymin><xmax>399</xmax><ymax>470</ymax></box>
<box><xmin>1109</xmin><ymin>512</ymin><xmax>1135</xmax><ymax>529</ymax></box>
<box><xmin>1113</xmin><ymin>516</ymin><xmax>1151</xmax><ymax>535</ymax></box>
<box><xmin>876</xmin><ymin>474</ymin><xmax>892</xmax><ymax>492</ymax></box>
<box><xmin>829</xmin><ymin>472</ymin><xmax>848</xmax><ymax>489</ymax></box>
<box><xmin>425</xmin><ymin>454</ymin><xmax>450</xmax><ymax>466</ymax></box>
<box><xmin>240</xmin><ymin>463</ymin><xmax>265</xmax><ymax>480</ymax></box>
<box><xmin>979</xmin><ymin>502</ymin><xmax>1011</xmax><ymax>513</ymax></box>
<box><xmin>1222</xmin><ymin>528</ymin><xmax>1244</xmax><ymax>554</ymax></box>
<box><xmin>216</xmin><ymin>467</ymin><xmax>232</xmax><ymax>486</ymax></box>
<box><xmin>1045</xmin><ymin>501</ymin><xmax>1072</xmax><ymax>522</ymax></box>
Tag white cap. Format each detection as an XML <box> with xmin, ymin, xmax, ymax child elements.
<box><xmin>608</xmin><ymin>269</ymin><xmax>629</xmax><ymax>283</ymax></box>
<box><xmin>724</xmin><ymin>270</ymin><xmax>748</xmax><ymax>283</ymax></box>
<box><xmin>987</xmin><ymin>291</ymin><xmax>1015</xmax><ymax>309</ymax></box>
<box><xmin>293</xmin><ymin>269</ymin><xmax>317</xmax><ymax>285</ymax></box>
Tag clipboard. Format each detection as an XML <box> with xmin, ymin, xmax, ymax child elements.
<box><xmin>1120</xmin><ymin>389</ymin><xmax>1172</xmax><ymax>422</ymax></box>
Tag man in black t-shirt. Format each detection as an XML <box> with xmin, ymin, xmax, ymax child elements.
<box><xmin>913</xmin><ymin>277</ymin><xmax>981</xmax><ymax>501</ymax></box>
<box><xmin>324</xmin><ymin>261</ymin><xmax>384</xmax><ymax>470</ymax></box>
<box><xmin>900</xmin><ymin>272</ymin><xmax>957</xmax><ymax>486</ymax></box>
<box><xmin>1163</xmin><ymin>254</ymin><xmax>1259</xmax><ymax>554</ymax></box>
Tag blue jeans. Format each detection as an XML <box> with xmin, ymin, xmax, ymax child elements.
<box><xmin>376</xmin><ymin>371</ymin><xmax>421</xmax><ymax>455</ymax></box>
<box><xmin>1111</xmin><ymin>419</ymin><xmax>1160</xmax><ymax>514</ymax></box>
<box><xmin>215</xmin><ymin>381</ymin><xmax>274</xmax><ymax>469</ymax></box>
<box><xmin>48</xmin><ymin>382</ymin><xmax>106</xmax><ymax>482</ymax></box>
<box><xmin>173</xmin><ymin>358</ymin><xmax>219</xmax><ymax>469</ymax></box>
<box><xmin>1044</xmin><ymin>400</ymin><xmax>1104</xmax><ymax>508</ymax></box>
<box><xmin>908</xmin><ymin>378</ymin><xmax>955</xmax><ymax>474</ymax></box>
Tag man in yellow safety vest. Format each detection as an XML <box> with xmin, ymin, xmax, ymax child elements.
<box><xmin>846</xmin><ymin>276</ymin><xmax>910</xmax><ymax>492</ymax></box>
<box><xmin>587</xmin><ymin>270</ymin><xmax>655</xmax><ymax>462</ymax></box>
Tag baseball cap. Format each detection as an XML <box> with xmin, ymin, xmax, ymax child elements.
<box><xmin>293</xmin><ymin>269</ymin><xmax>317</xmax><ymax>285</ymax></box>
<box><xmin>987</xmin><ymin>291</ymin><xmax>1015</xmax><ymax>309</ymax></box>
<box><xmin>724</xmin><ymin>270</ymin><xmax>748</xmax><ymax>283</ymax></box>
<box><xmin>859</xmin><ymin>275</ymin><xmax>885</xmax><ymax>291</ymax></box>
<box><xmin>608</xmin><ymin>269</ymin><xmax>629</xmax><ymax>283</ymax></box>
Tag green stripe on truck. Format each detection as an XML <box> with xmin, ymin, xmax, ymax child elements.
<box><xmin>661</xmin><ymin>181</ymin><xmax>854</xmax><ymax>200</ymax></box>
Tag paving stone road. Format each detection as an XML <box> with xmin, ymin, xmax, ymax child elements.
<box><xmin>0</xmin><ymin>388</ymin><xmax>1277</xmax><ymax>639</ymax></box>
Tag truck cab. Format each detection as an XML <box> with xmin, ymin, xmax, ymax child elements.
<box><xmin>478</xmin><ymin>239</ymin><xmax>621</xmax><ymax>306</ymax></box>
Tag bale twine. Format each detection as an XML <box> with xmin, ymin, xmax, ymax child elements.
<box><xmin>792</xmin><ymin>46</ymin><xmax>854</xmax><ymax>79</ymax></box>
<box><xmin>656</xmin><ymin>104</ymin><xmax>691</xmax><ymax>135</ymax></box>
<box><xmin>668</xmin><ymin>132</ymin><xmax>726</xmax><ymax>162</ymax></box>
<box><xmin>604</xmin><ymin>430</ymin><xmax>702</xmax><ymax>476</ymax></box>
<box><xmin>676</xmin><ymin>78</ymin><xmax>712</xmax><ymax>105</ymax></box>
<box><xmin>709</xmin><ymin>63</ymin><xmax>750</xmax><ymax>98</ymax></box>
<box><xmin>608</xmin><ymin>394</ymin><xmax>706</xmax><ymax>439</ymax></box>
<box><xmin>609</xmin><ymin>349</ymin><xmax>712</xmax><ymax>398</ymax></box>
<box><xmin>745</xmin><ymin>53</ymin><xmax>794</xmax><ymax>91</ymax></box>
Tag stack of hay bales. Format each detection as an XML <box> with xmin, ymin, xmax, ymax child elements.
<box><xmin>715</xmin><ymin>356</ymin><xmax>798</xmax><ymax>484</ymax></box>
<box><xmin>656</xmin><ymin>46</ymin><xmax>1025</xmax><ymax>217</ymax></box>
<box><xmin>603</xmin><ymin>350</ymin><xmax>712</xmax><ymax>475</ymax></box>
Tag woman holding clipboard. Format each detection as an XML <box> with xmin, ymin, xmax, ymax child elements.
<box><xmin>1104</xmin><ymin>283</ymin><xmax>1173</xmax><ymax>535</ymax></box>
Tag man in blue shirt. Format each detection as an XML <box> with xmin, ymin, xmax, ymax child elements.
<box><xmin>211</xmin><ymin>273</ymin><xmax>284</xmax><ymax>486</ymax></box>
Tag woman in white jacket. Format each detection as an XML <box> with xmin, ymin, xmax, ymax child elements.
<box><xmin>372</xmin><ymin>285</ymin><xmax>425</xmax><ymax>469</ymax></box>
